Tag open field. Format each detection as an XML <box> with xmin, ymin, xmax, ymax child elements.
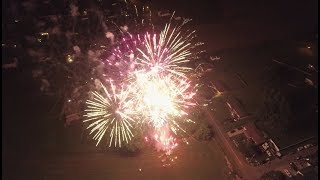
<box><xmin>3</xmin><ymin>139</ymin><xmax>227</xmax><ymax>180</ymax></box>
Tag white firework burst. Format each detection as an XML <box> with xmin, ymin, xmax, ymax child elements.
<box><xmin>83</xmin><ymin>79</ymin><xmax>136</xmax><ymax>147</ymax></box>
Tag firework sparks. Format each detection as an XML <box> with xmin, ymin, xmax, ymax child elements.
<box><xmin>153</xmin><ymin>125</ymin><xmax>178</xmax><ymax>155</ymax></box>
<box><xmin>131</xmin><ymin>70</ymin><xmax>197</xmax><ymax>131</ymax></box>
<box><xmin>105</xmin><ymin>15</ymin><xmax>204</xmax><ymax>80</ymax></box>
<box><xmin>135</xmin><ymin>19</ymin><xmax>204</xmax><ymax>77</ymax></box>
<box><xmin>154</xmin><ymin>125</ymin><xmax>179</xmax><ymax>167</ymax></box>
<box><xmin>106</xmin><ymin>33</ymin><xmax>144</xmax><ymax>78</ymax></box>
<box><xmin>83</xmin><ymin>79</ymin><xmax>136</xmax><ymax>147</ymax></box>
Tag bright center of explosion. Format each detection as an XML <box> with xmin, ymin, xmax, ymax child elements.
<box><xmin>143</xmin><ymin>80</ymin><xmax>176</xmax><ymax>127</ymax></box>
<box><xmin>133</xmin><ymin>70</ymin><xmax>183</xmax><ymax>128</ymax></box>
<box><xmin>143</xmin><ymin>82</ymin><xmax>171</xmax><ymax>108</ymax></box>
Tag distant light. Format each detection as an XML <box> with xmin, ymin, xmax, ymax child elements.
<box><xmin>67</xmin><ymin>55</ymin><xmax>73</xmax><ymax>63</ymax></box>
<box><xmin>2</xmin><ymin>44</ymin><xmax>5</xmax><ymax>47</ymax></box>
<box><xmin>68</xmin><ymin>99</ymin><xmax>71</xmax><ymax>102</ymax></box>
<box><xmin>14</xmin><ymin>19</ymin><xmax>19</xmax><ymax>23</ymax></box>
<box><xmin>37</xmin><ymin>38</ymin><xmax>42</xmax><ymax>42</ymax></box>
<box><xmin>138</xmin><ymin>168</ymin><xmax>142</xmax><ymax>172</ymax></box>
<box><xmin>40</xmin><ymin>32</ymin><xmax>49</xmax><ymax>36</ymax></box>
<box><xmin>307</xmin><ymin>46</ymin><xmax>311</xmax><ymax>49</ymax></box>
<box><xmin>13</xmin><ymin>45</ymin><xmax>17</xmax><ymax>48</ymax></box>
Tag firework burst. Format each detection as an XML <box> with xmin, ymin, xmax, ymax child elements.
<box><xmin>134</xmin><ymin>16</ymin><xmax>204</xmax><ymax>77</ymax></box>
<box><xmin>130</xmin><ymin>70</ymin><xmax>197</xmax><ymax>132</ymax></box>
<box><xmin>83</xmin><ymin>79</ymin><xmax>137</xmax><ymax>147</ymax></box>
<box><xmin>105</xmin><ymin>11</ymin><xmax>204</xmax><ymax>80</ymax></box>
<box><xmin>83</xmin><ymin>3</ymin><xmax>205</xmax><ymax>149</ymax></box>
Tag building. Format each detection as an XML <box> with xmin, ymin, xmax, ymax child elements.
<box><xmin>227</xmin><ymin>127</ymin><xmax>246</xmax><ymax>138</ymax></box>
<box><xmin>227</xmin><ymin>123</ymin><xmax>266</xmax><ymax>145</ymax></box>
<box><xmin>261</xmin><ymin>139</ymin><xmax>282</xmax><ymax>158</ymax></box>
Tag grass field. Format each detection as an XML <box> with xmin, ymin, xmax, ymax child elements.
<box><xmin>4</xmin><ymin>139</ymin><xmax>228</xmax><ymax>180</ymax></box>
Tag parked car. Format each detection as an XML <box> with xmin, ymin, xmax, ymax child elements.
<box><xmin>296</xmin><ymin>156</ymin><xmax>302</xmax><ymax>160</ymax></box>
<box><xmin>284</xmin><ymin>169</ymin><xmax>292</xmax><ymax>177</ymax></box>
<box><xmin>297</xmin><ymin>146</ymin><xmax>304</xmax><ymax>151</ymax></box>
<box><xmin>304</xmin><ymin>144</ymin><xmax>313</xmax><ymax>149</ymax></box>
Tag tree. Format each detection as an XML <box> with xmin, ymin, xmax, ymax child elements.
<box><xmin>260</xmin><ymin>171</ymin><xmax>286</xmax><ymax>180</ymax></box>
<box><xmin>121</xmin><ymin>136</ymin><xmax>145</xmax><ymax>154</ymax></box>
<box><xmin>24</xmin><ymin>1</ymin><xmax>154</xmax><ymax>109</ymax></box>
<box><xmin>237</xmin><ymin>140</ymin><xmax>256</xmax><ymax>158</ymax></box>
<box><xmin>183</xmin><ymin>109</ymin><xmax>206</xmax><ymax>135</ymax></box>
<box><xmin>121</xmin><ymin>126</ymin><xmax>148</xmax><ymax>154</ymax></box>
<box><xmin>256</xmin><ymin>88</ymin><xmax>291</xmax><ymax>135</ymax></box>
<box><xmin>193</xmin><ymin>123</ymin><xmax>214</xmax><ymax>141</ymax></box>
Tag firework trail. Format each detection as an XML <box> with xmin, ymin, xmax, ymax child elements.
<box><xmin>83</xmin><ymin>80</ymin><xmax>137</xmax><ymax>147</ymax></box>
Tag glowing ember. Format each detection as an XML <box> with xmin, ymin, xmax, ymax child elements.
<box><xmin>153</xmin><ymin>125</ymin><xmax>178</xmax><ymax>155</ymax></box>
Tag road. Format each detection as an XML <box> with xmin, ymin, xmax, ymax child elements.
<box><xmin>204</xmin><ymin>108</ymin><xmax>260</xmax><ymax>179</ymax></box>
<box><xmin>204</xmin><ymin>106</ymin><xmax>318</xmax><ymax>179</ymax></box>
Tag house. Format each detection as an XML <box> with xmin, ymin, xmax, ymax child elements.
<box><xmin>227</xmin><ymin>127</ymin><xmax>246</xmax><ymax>138</ymax></box>
<box><xmin>261</xmin><ymin>139</ymin><xmax>282</xmax><ymax>158</ymax></box>
<box><xmin>65</xmin><ymin>113</ymin><xmax>80</xmax><ymax>127</ymax></box>
<box><xmin>227</xmin><ymin>123</ymin><xmax>266</xmax><ymax>144</ymax></box>
<box><xmin>63</xmin><ymin>99</ymin><xmax>82</xmax><ymax>127</ymax></box>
